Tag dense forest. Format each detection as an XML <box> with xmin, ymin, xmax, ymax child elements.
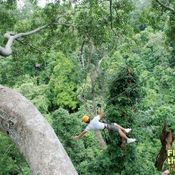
<box><xmin>0</xmin><ymin>0</ymin><xmax>175</xmax><ymax>174</ymax></box>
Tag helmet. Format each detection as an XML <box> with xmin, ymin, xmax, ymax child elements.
<box><xmin>82</xmin><ymin>115</ymin><xmax>90</xmax><ymax>123</ymax></box>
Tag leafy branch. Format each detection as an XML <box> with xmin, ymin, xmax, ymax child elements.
<box><xmin>0</xmin><ymin>13</ymin><xmax>70</xmax><ymax>57</ymax></box>
<box><xmin>155</xmin><ymin>0</ymin><xmax>175</xmax><ymax>14</ymax></box>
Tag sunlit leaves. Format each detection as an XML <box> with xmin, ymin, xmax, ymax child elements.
<box><xmin>49</xmin><ymin>52</ymin><xmax>78</xmax><ymax>109</ymax></box>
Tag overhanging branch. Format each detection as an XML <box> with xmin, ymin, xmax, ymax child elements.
<box><xmin>0</xmin><ymin>85</ymin><xmax>78</xmax><ymax>175</ymax></box>
<box><xmin>0</xmin><ymin>13</ymin><xmax>70</xmax><ymax>57</ymax></box>
<box><xmin>155</xmin><ymin>0</ymin><xmax>175</xmax><ymax>14</ymax></box>
<box><xmin>0</xmin><ymin>25</ymin><xmax>48</xmax><ymax>57</ymax></box>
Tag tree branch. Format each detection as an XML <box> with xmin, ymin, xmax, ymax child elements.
<box><xmin>0</xmin><ymin>25</ymin><xmax>48</xmax><ymax>57</ymax></box>
<box><xmin>77</xmin><ymin>95</ymin><xmax>93</xmax><ymax>116</ymax></box>
<box><xmin>155</xmin><ymin>0</ymin><xmax>175</xmax><ymax>14</ymax></box>
<box><xmin>0</xmin><ymin>85</ymin><xmax>78</xmax><ymax>175</ymax></box>
<box><xmin>97</xmin><ymin>53</ymin><xmax>107</xmax><ymax>73</ymax></box>
<box><xmin>15</xmin><ymin>24</ymin><xmax>48</xmax><ymax>38</ymax></box>
<box><xmin>0</xmin><ymin>13</ymin><xmax>70</xmax><ymax>57</ymax></box>
<box><xmin>79</xmin><ymin>40</ymin><xmax>85</xmax><ymax>68</ymax></box>
<box><xmin>109</xmin><ymin>0</ymin><xmax>113</xmax><ymax>29</ymax></box>
<box><xmin>16</xmin><ymin>38</ymin><xmax>43</xmax><ymax>54</ymax></box>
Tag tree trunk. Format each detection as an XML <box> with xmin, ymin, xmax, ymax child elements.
<box><xmin>0</xmin><ymin>85</ymin><xmax>78</xmax><ymax>175</ymax></box>
<box><xmin>155</xmin><ymin>122</ymin><xmax>174</xmax><ymax>171</ymax></box>
<box><xmin>155</xmin><ymin>145</ymin><xmax>167</xmax><ymax>171</ymax></box>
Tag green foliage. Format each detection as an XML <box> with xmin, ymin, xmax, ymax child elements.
<box><xmin>15</xmin><ymin>75</ymin><xmax>50</xmax><ymax>114</ymax></box>
<box><xmin>0</xmin><ymin>0</ymin><xmax>175</xmax><ymax>174</ymax></box>
<box><xmin>51</xmin><ymin>107</ymin><xmax>101</xmax><ymax>174</ymax></box>
<box><xmin>108</xmin><ymin>68</ymin><xmax>140</xmax><ymax>106</ymax></box>
<box><xmin>101</xmin><ymin>65</ymin><xmax>139</xmax><ymax>174</ymax></box>
<box><xmin>75</xmin><ymin>2</ymin><xmax>110</xmax><ymax>45</ymax></box>
<box><xmin>0</xmin><ymin>134</ymin><xmax>30</xmax><ymax>175</ymax></box>
<box><xmin>49</xmin><ymin>52</ymin><xmax>79</xmax><ymax>110</ymax></box>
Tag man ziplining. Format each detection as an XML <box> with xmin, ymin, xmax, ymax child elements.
<box><xmin>73</xmin><ymin>112</ymin><xmax>136</xmax><ymax>144</ymax></box>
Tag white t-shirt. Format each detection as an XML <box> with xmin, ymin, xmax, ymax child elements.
<box><xmin>85</xmin><ymin>115</ymin><xmax>106</xmax><ymax>132</ymax></box>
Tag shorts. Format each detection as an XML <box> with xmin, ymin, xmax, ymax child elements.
<box><xmin>106</xmin><ymin>123</ymin><xmax>118</xmax><ymax>132</ymax></box>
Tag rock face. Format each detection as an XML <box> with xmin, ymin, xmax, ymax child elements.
<box><xmin>0</xmin><ymin>85</ymin><xmax>78</xmax><ymax>175</ymax></box>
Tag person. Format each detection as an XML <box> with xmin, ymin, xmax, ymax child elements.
<box><xmin>161</xmin><ymin>170</ymin><xmax>170</xmax><ymax>175</ymax></box>
<box><xmin>73</xmin><ymin>112</ymin><xmax>136</xmax><ymax>144</ymax></box>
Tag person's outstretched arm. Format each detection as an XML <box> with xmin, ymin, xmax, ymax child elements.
<box><xmin>73</xmin><ymin>130</ymin><xmax>87</xmax><ymax>140</ymax></box>
<box><xmin>98</xmin><ymin>112</ymin><xmax>105</xmax><ymax>120</ymax></box>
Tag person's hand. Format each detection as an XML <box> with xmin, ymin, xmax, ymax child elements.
<box><xmin>104</xmin><ymin>128</ymin><xmax>108</xmax><ymax>132</ymax></box>
<box><xmin>161</xmin><ymin>170</ymin><xmax>170</xmax><ymax>175</ymax></box>
<box><xmin>72</xmin><ymin>136</ymin><xmax>79</xmax><ymax>140</ymax></box>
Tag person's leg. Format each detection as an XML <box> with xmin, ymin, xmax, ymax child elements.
<box><xmin>116</xmin><ymin>128</ymin><xmax>136</xmax><ymax>144</ymax></box>
<box><xmin>107</xmin><ymin>124</ymin><xmax>136</xmax><ymax>144</ymax></box>
<box><xmin>107</xmin><ymin>124</ymin><xmax>128</xmax><ymax>140</ymax></box>
<box><xmin>113</xmin><ymin>123</ymin><xmax>131</xmax><ymax>133</ymax></box>
<box><xmin>118</xmin><ymin>128</ymin><xmax>128</xmax><ymax>140</ymax></box>
<box><xmin>113</xmin><ymin>123</ymin><xmax>126</xmax><ymax>132</ymax></box>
